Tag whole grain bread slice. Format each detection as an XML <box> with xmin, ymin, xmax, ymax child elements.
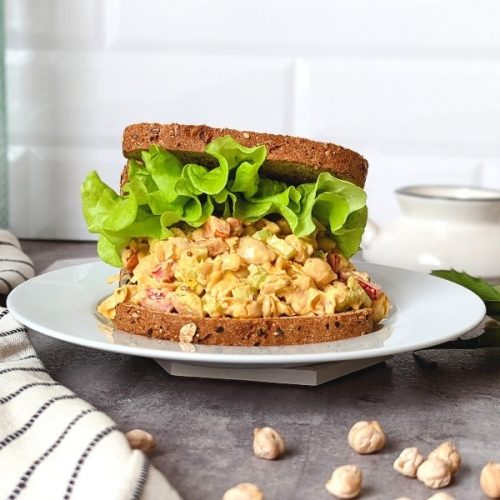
<box><xmin>121</xmin><ymin>123</ymin><xmax>368</xmax><ymax>188</ymax></box>
<box><xmin>114</xmin><ymin>304</ymin><xmax>374</xmax><ymax>347</ymax></box>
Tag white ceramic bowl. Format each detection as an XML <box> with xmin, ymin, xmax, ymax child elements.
<box><xmin>363</xmin><ymin>185</ymin><xmax>500</xmax><ymax>278</ymax></box>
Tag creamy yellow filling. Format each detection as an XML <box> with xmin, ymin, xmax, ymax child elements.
<box><xmin>98</xmin><ymin>217</ymin><xmax>389</xmax><ymax>321</ymax></box>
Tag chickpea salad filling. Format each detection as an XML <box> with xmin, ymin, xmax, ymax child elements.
<box><xmin>98</xmin><ymin>216</ymin><xmax>390</xmax><ymax>322</ymax></box>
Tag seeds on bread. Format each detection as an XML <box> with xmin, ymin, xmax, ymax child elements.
<box><xmin>114</xmin><ymin>304</ymin><xmax>373</xmax><ymax>346</ymax></box>
<box><xmin>121</xmin><ymin>123</ymin><xmax>368</xmax><ymax>189</ymax></box>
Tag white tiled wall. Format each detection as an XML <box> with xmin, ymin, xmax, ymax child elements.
<box><xmin>5</xmin><ymin>0</ymin><xmax>500</xmax><ymax>239</ymax></box>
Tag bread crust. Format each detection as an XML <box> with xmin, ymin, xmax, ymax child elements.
<box><xmin>114</xmin><ymin>304</ymin><xmax>374</xmax><ymax>346</ymax></box>
<box><xmin>121</xmin><ymin>123</ymin><xmax>368</xmax><ymax>188</ymax></box>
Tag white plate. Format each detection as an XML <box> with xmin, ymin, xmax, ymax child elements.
<box><xmin>7</xmin><ymin>261</ymin><xmax>485</xmax><ymax>367</ymax></box>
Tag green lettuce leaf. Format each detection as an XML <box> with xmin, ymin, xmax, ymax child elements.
<box><xmin>331</xmin><ymin>207</ymin><xmax>368</xmax><ymax>258</ymax></box>
<box><xmin>144</xmin><ymin>145</ymin><xmax>183</xmax><ymax>202</ymax></box>
<box><xmin>81</xmin><ymin>136</ymin><xmax>368</xmax><ymax>266</ymax></box>
<box><xmin>81</xmin><ymin>171</ymin><xmax>137</xmax><ymax>233</ymax></box>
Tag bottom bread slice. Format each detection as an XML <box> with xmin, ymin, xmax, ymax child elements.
<box><xmin>114</xmin><ymin>304</ymin><xmax>374</xmax><ymax>346</ymax></box>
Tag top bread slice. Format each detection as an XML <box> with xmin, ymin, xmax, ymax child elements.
<box><xmin>121</xmin><ymin>123</ymin><xmax>368</xmax><ymax>189</ymax></box>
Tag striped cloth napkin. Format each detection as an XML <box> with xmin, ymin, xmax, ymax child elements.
<box><xmin>0</xmin><ymin>231</ymin><xmax>35</xmax><ymax>305</ymax></box>
<box><xmin>0</xmin><ymin>231</ymin><xmax>182</xmax><ymax>500</ymax></box>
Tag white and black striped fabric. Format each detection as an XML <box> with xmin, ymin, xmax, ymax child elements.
<box><xmin>0</xmin><ymin>232</ymin><xmax>182</xmax><ymax>500</ymax></box>
<box><xmin>0</xmin><ymin>231</ymin><xmax>35</xmax><ymax>298</ymax></box>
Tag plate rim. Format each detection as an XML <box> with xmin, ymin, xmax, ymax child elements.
<box><xmin>7</xmin><ymin>261</ymin><xmax>486</xmax><ymax>366</ymax></box>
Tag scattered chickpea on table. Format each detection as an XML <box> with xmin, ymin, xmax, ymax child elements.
<box><xmin>325</xmin><ymin>464</ymin><xmax>363</xmax><ymax>499</ymax></box>
<box><xmin>223</xmin><ymin>483</ymin><xmax>263</xmax><ymax>500</ymax></box>
<box><xmin>416</xmin><ymin>457</ymin><xmax>452</xmax><ymax>489</ymax></box>
<box><xmin>219</xmin><ymin>421</ymin><xmax>500</xmax><ymax>499</ymax></box>
<box><xmin>124</xmin><ymin>419</ymin><xmax>496</xmax><ymax>499</ymax></box>
<box><xmin>347</xmin><ymin>420</ymin><xmax>386</xmax><ymax>454</ymax></box>
<box><xmin>481</xmin><ymin>462</ymin><xmax>500</xmax><ymax>498</ymax></box>
<box><xmin>393</xmin><ymin>447</ymin><xmax>425</xmax><ymax>478</ymax></box>
<box><xmin>428</xmin><ymin>442</ymin><xmax>461</xmax><ymax>475</ymax></box>
<box><xmin>125</xmin><ymin>428</ymin><xmax>156</xmax><ymax>453</ymax></box>
<box><xmin>252</xmin><ymin>427</ymin><xmax>285</xmax><ymax>460</ymax></box>
<box><xmin>426</xmin><ymin>493</ymin><xmax>456</xmax><ymax>500</ymax></box>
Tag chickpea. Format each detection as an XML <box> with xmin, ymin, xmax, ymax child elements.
<box><xmin>481</xmin><ymin>462</ymin><xmax>500</xmax><ymax>498</ymax></box>
<box><xmin>303</xmin><ymin>258</ymin><xmax>336</xmax><ymax>286</ymax></box>
<box><xmin>179</xmin><ymin>322</ymin><xmax>197</xmax><ymax>343</ymax></box>
<box><xmin>428</xmin><ymin>442</ymin><xmax>461</xmax><ymax>475</ymax></box>
<box><xmin>190</xmin><ymin>228</ymin><xmax>205</xmax><ymax>241</ymax></box>
<box><xmin>260</xmin><ymin>295</ymin><xmax>278</xmax><ymax>318</ymax></box>
<box><xmin>261</xmin><ymin>219</ymin><xmax>281</xmax><ymax>234</ymax></box>
<box><xmin>348</xmin><ymin>421</ymin><xmax>386</xmax><ymax>454</ymax></box>
<box><xmin>223</xmin><ymin>483</ymin><xmax>263</xmax><ymax>500</ymax></box>
<box><xmin>394</xmin><ymin>447</ymin><xmax>425</xmax><ymax>478</ymax></box>
<box><xmin>253</xmin><ymin>427</ymin><xmax>285</xmax><ymax>460</ymax></box>
<box><xmin>371</xmin><ymin>294</ymin><xmax>390</xmax><ymax>323</ymax></box>
<box><xmin>125</xmin><ymin>429</ymin><xmax>156</xmax><ymax>453</ymax></box>
<box><xmin>417</xmin><ymin>457</ymin><xmax>452</xmax><ymax>489</ymax></box>
<box><xmin>284</xmin><ymin>235</ymin><xmax>311</xmax><ymax>263</ymax></box>
<box><xmin>237</xmin><ymin>237</ymin><xmax>275</xmax><ymax>265</ymax></box>
<box><xmin>325</xmin><ymin>465</ymin><xmax>362</xmax><ymax>499</ymax></box>
<box><xmin>427</xmin><ymin>494</ymin><xmax>455</xmax><ymax>500</ymax></box>
<box><xmin>221</xmin><ymin>253</ymin><xmax>242</xmax><ymax>272</ymax></box>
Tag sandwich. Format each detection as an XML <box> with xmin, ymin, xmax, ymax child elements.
<box><xmin>81</xmin><ymin>123</ymin><xmax>389</xmax><ymax>346</ymax></box>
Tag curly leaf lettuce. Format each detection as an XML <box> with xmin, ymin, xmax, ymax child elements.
<box><xmin>81</xmin><ymin>136</ymin><xmax>368</xmax><ymax>266</ymax></box>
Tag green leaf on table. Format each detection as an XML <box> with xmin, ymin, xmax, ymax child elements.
<box><xmin>431</xmin><ymin>269</ymin><xmax>500</xmax><ymax>316</ymax></box>
<box><xmin>431</xmin><ymin>269</ymin><xmax>500</xmax><ymax>301</ymax></box>
<box><xmin>485</xmin><ymin>301</ymin><xmax>500</xmax><ymax>316</ymax></box>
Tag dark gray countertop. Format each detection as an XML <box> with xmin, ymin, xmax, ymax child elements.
<box><xmin>19</xmin><ymin>240</ymin><xmax>500</xmax><ymax>500</ymax></box>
